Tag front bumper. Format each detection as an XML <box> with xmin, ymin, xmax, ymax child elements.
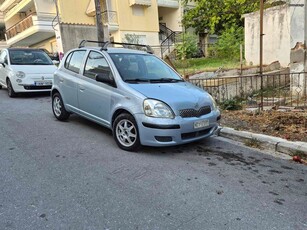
<box><xmin>135</xmin><ymin>111</ymin><xmax>220</xmax><ymax>147</ymax></box>
<box><xmin>11</xmin><ymin>76</ymin><xmax>53</xmax><ymax>93</ymax></box>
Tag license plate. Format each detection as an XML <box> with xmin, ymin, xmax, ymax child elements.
<box><xmin>34</xmin><ymin>81</ymin><xmax>52</xmax><ymax>86</ymax></box>
<box><xmin>194</xmin><ymin>119</ymin><xmax>209</xmax><ymax>129</ymax></box>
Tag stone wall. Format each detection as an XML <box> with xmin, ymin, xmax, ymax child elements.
<box><xmin>60</xmin><ymin>23</ymin><xmax>97</xmax><ymax>52</ymax></box>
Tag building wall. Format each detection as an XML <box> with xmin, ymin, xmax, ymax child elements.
<box><xmin>115</xmin><ymin>1</ymin><xmax>159</xmax><ymax>33</ymax></box>
<box><xmin>158</xmin><ymin>7</ymin><xmax>182</xmax><ymax>32</ymax></box>
<box><xmin>34</xmin><ymin>0</ymin><xmax>56</xmax><ymax>15</ymax></box>
<box><xmin>58</xmin><ymin>0</ymin><xmax>94</xmax><ymax>25</ymax></box>
<box><xmin>60</xmin><ymin>23</ymin><xmax>97</xmax><ymax>52</ymax></box>
<box><xmin>244</xmin><ymin>4</ymin><xmax>291</xmax><ymax>67</ymax></box>
<box><xmin>31</xmin><ymin>37</ymin><xmax>57</xmax><ymax>53</ymax></box>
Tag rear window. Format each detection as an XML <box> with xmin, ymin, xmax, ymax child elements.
<box><xmin>9</xmin><ymin>50</ymin><xmax>53</xmax><ymax>65</ymax></box>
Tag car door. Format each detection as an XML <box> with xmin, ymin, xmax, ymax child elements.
<box><xmin>0</xmin><ymin>50</ymin><xmax>10</xmax><ymax>86</ymax></box>
<box><xmin>77</xmin><ymin>51</ymin><xmax>115</xmax><ymax>127</ymax></box>
<box><xmin>58</xmin><ymin>50</ymin><xmax>86</xmax><ymax>111</ymax></box>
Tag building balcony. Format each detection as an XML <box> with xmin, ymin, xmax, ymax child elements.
<box><xmin>0</xmin><ymin>40</ymin><xmax>7</xmax><ymax>49</ymax></box>
<box><xmin>1</xmin><ymin>0</ymin><xmax>33</xmax><ymax>22</ymax></box>
<box><xmin>5</xmin><ymin>13</ymin><xmax>55</xmax><ymax>47</ymax></box>
<box><xmin>0</xmin><ymin>0</ymin><xmax>16</xmax><ymax>12</ymax></box>
<box><xmin>102</xmin><ymin>11</ymin><xmax>119</xmax><ymax>33</ymax></box>
<box><xmin>129</xmin><ymin>0</ymin><xmax>152</xmax><ymax>7</ymax></box>
<box><xmin>0</xmin><ymin>12</ymin><xmax>4</xmax><ymax>25</ymax></box>
<box><xmin>157</xmin><ymin>0</ymin><xmax>179</xmax><ymax>8</ymax></box>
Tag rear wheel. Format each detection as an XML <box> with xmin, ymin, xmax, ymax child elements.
<box><xmin>7</xmin><ymin>79</ymin><xmax>16</xmax><ymax>97</ymax></box>
<box><xmin>52</xmin><ymin>93</ymin><xmax>70</xmax><ymax>121</ymax></box>
<box><xmin>113</xmin><ymin>113</ymin><xmax>140</xmax><ymax>151</ymax></box>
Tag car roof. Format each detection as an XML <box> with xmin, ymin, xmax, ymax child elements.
<box><xmin>77</xmin><ymin>41</ymin><xmax>153</xmax><ymax>55</ymax></box>
<box><xmin>80</xmin><ymin>46</ymin><xmax>150</xmax><ymax>55</ymax></box>
<box><xmin>7</xmin><ymin>48</ymin><xmax>46</xmax><ymax>52</ymax></box>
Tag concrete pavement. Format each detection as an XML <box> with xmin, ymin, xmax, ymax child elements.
<box><xmin>217</xmin><ymin>126</ymin><xmax>307</xmax><ymax>159</ymax></box>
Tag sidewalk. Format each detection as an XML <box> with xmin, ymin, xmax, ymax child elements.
<box><xmin>216</xmin><ymin>126</ymin><xmax>307</xmax><ymax>159</ymax></box>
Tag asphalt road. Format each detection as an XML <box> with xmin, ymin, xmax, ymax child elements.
<box><xmin>0</xmin><ymin>89</ymin><xmax>306</xmax><ymax>230</ymax></box>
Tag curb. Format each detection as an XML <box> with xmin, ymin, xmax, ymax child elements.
<box><xmin>216</xmin><ymin>127</ymin><xmax>307</xmax><ymax>158</ymax></box>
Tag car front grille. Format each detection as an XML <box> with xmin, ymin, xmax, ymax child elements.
<box><xmin>24</xmin><ymin>85</ymin><xmax>52</xmax><ymax>90</ymax></box>
<box><xmin>179</xmin><ymin>106</ymin><xmax>211</xmax><ymax>118</ymax></box>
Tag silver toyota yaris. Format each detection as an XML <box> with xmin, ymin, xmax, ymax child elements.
<box><xmin>51</xmin><ymin>41</ymin><xmax>220</xmax><ymax>151</ymax></box>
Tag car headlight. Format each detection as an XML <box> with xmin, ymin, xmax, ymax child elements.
<box><xmin>15</xmin><ymin>71</ymin><xmax>25</xmax><ymax>78</ymax></box>
<box><xmin>208</xmin><ymin>94</ymin><xmax>218</xmax><ymax>110</ymax></box>
<box><xmin>143</xmin><ymin>99</ymin><xmax>174</xmax><ymax>119</ymax></box>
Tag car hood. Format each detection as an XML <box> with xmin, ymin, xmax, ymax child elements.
<box><xmin>129</xmin><ymin>82</ymin><xmax>213</xmax><ymax>111</ymax></box>
<box><xmin>10</xmin><ymin>65</ymin><xmax>57</xmax><ymax>74</ymax></box>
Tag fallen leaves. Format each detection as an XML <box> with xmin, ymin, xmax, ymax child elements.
<box><xmin>221</xmin><ymin>110</ymin><xmax>307</xmax><ymax>142</ymax></box>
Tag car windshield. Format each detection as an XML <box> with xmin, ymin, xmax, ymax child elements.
<box><xmin>109</xmin><ymin>53</ymin><xmax>183</xmax><ymax>83</ymax></box>
<box><xmin>9</xmin><ymin>50</ymin><xmax>53</xmax><ymax>65</ymax></box>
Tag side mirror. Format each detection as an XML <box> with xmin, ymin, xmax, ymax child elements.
<box><xmin>95</xmin><ymin>72</ymin><xmax>116</xmax><ymax>87</ymax></box>
<box><xmin>0</xmin><ymin>61</ymin><xmax>5</xmax><ymax>67</ymax></box>
<box><xmin>52</xmin><ymin>60</ymin><xmax>60</xmax><ymax>65</ymax></box>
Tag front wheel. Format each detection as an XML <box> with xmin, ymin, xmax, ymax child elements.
<box><xmin>7</xmin><ymin>79</ymin><xmax>16</xmax><ymax>97</ymax></box>
<box><xmin>52</xmin><ymin>93</ymin><xmax>70</xmax><ymax>121</ymax></box>
<box><xmin>113</xmin><ymin>113</ymin><xmax>140</xmax><ymax>151</ymax></box>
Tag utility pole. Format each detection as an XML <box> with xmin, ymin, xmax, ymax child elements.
<box><xmin>260</xmin><ymin>0</ymin><xmax>264</xmax><ymax>110</ymax></box>
<box><xmin>94</xmin><ymin>0</ymin><xmax>104</xmax><ymax>42</ymax></box>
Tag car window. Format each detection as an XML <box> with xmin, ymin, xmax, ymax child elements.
<box><xmin>0</xmin><ymin>50</ymin><xmax>8</xmax><ymax>64</ymax></box>
<box><xmin>8</xmin><ymin>50</ymin><xmax>53</xmax><ymax>65</ymax></box>
<box><xmin>65</xmin><ymin>50</ymin><xmax>86</xmax><ymax>74</ymax></box>
<box><xmin>110</xmin><ymin>53</ymin><xmax>181</xmax><ymax>81</ymax></box>
<box><xmin>84</xmin><ymin>51</ymin><xmax>113</xmax><ymax>80</ymax></box>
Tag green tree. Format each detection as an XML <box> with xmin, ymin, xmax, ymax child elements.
<box><xmin>182</xmin><ymin>0</ymin><xmax>259</xmax><ymax>34</ymax></box>
<box><xmin>210</xmin><ymin>25</ymin><xmax>244</xmax><ymax>59</ymax></box>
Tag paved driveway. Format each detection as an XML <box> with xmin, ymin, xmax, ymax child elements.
<box><xmin>0</xmin><ymin>90</ymin><xmax>306</xmax><ymax>230</ymax></box>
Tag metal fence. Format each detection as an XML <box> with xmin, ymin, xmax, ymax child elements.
<box><xmin>188</xmin><ymin>72</ymin><xmax>307</xmax><ymax>108</ymax></box>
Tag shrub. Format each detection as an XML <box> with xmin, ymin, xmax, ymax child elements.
<box><xmin>175</xmin><ymin>33</ymin><xmax>198</xmax><ymax>60</ymax></box>
<box><xmin>211</xmin><ymin>26</ymin><xmax>243</xmax><ymax>60</ymax></box>
<box><xmin>220</xmin><ymin>98</ymin><xmax>242</xmax><ymax>110</ymax></box>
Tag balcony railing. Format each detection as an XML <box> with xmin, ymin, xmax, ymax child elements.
<box><xmin>101</xmin><ymin>11</ymin><xmax>118</xmax><ymax>25</ymax></box>
<box><xmin>5</xmin><ymin>14</ymin><xmax>34</xmax><ymax>40</ymax></box>
<box><xmin>157</xmin><ymin>0</ymin><xmax>179</xmax><ymax>8</ymax></box>
<box><xmin>129</xmin><ymin>0</ymin><xmax>152</xmax><ymax>6</ymax></box>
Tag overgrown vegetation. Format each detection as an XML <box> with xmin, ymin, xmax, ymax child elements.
<box><xmin>175</xmin><ymin>33</ymin><xmax>198</xmax><ymax>60</ymax></box>
<box><xmin>209</xmin><ymin>26</ymin><xmax>244</xmax><ymax>60</ymax></box>
<box><xmin>173</xmin><ymin>57</ymin><xmax>240</xmax><ymax>76</ymax></box>
<box><xmin>244</xmin><ymin>138</ymin><xmax>262</xmax><ymax>149</ymax></box>
<box><xmin>219</xmin><ymin>98</ymin><xmax>243</xmax><ymax>111</ymax></box>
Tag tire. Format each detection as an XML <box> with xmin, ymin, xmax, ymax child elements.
<box><xmin>113</xmin><ymin>113</ymin><xmax>140</xmax><ymax>151</ymax></box>
<box><xmin>7</xmin><ymin>79</ymin><xmax>16</xmax><ymax>98</ymax></box>
<box><xmin>52</xmin><ymin>93</ymin><xmax>70</xmax><ymax>121</ymax></box>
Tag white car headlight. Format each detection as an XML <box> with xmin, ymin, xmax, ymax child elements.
<box><xmin>15</xmin><ymin>71</ymin><xmax>25</xmax><ymax>78</ymax></box>
<box><xmin>143</xmin><ymin>99</ymin><xmax>174</xmax><ymax>119</ymax></box>
<box><xmin>208</xmin><ymin>94</ymin><xmax>218</xmax><ymax>110</ymax></box>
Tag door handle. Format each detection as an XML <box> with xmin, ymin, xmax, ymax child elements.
<box><xmin>79</xmin><ymin>85</ymin><xmax>85</xmax><ymax>91</ymax></box>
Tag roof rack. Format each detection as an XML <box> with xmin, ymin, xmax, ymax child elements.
<box><xmin>78</xmin><ymin>40</ymin><xmax>108</xmax><ymax>48</ymax></box>
<box><xmin>78</xmin><ymin>40</ymin><xmax>154</xmax><ymax>54</ymax></box>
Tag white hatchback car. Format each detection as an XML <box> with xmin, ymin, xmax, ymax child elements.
<box><xmin>0</xmin><ymin>48</ymin><xmax>57</xmax><ymax>97</ymax></box>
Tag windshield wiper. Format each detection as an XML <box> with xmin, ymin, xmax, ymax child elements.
<box><xmin>149</xmin><ymin>78</ymin><xmax>184</xmax><ymax>83</ymax></box>
<box><xmin>124</xmin><ymin>78</ymin><xmax>150</xmax><ymax>83</ymax></box>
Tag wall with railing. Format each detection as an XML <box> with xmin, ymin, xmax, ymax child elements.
<box><xmin>188</xmin><ymin>73</ymin><xmax>307</xmax><ymax>108</ymax></box>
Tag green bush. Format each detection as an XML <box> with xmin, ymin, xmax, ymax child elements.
<box><xmin>175</xmin><ymin>33</ymin><xmax>198</xmax><ymax>60</ymax></box>
<box><xmin>211</xmin><ymin>26</ymin><xmax>243</xmax><ymax>60</ymax></box>
<box><xmin>220</xmin><ymin>98</ymin><xmax>242</xmax><ymax>110</ymax></box>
